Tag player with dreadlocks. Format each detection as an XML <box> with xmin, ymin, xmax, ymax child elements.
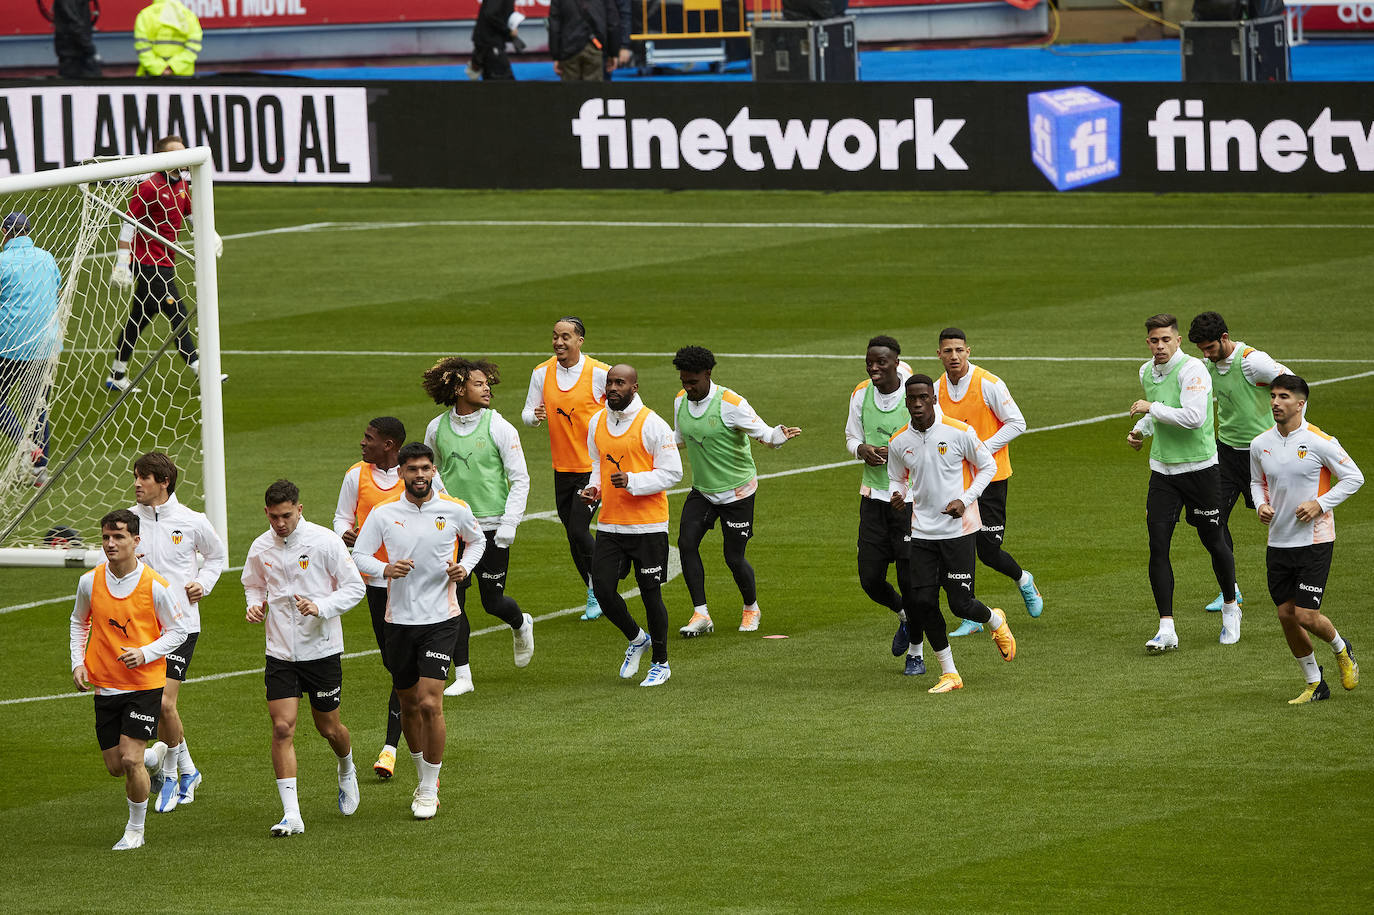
<box><xmin>423</xmin><ymin>357</ymin><xmax>535</xmax><ymax>697</ymax></box>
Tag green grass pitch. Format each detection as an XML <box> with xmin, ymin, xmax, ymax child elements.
<box><xmin>2</xmin><ymin>189</ymin><xmax>1372</xmax><ymax>912</ymax></box>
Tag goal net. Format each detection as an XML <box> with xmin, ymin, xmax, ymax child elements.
<box><xmin>0</xmin><ymin>148</ymin><xmax>227</xmax><ymax>566</ymax></box>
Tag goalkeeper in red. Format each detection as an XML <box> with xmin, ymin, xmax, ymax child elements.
<box><xmin>105</xmin><ymin>134</ymin><xmax>222</xmax><ymax>392</ymax></box>
<box><xmin>672</xmin><ymin>346</ymin><xmax>801</xmax><ymax>637</ymax></box>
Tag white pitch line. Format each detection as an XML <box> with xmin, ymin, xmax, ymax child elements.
<box><xmin>0</xmin><ymin>548</ymin><xmax>681</xmax><ymax>707</ymax></box>
<box><xmin>4</xmin><ymin>369</ymin><xmax>1371</xmax><ymax>621</ymax></box>
<box><xmin>220</xmin><ymin>219</ymin><xmax>1374</xmax><ymax>238</ymax></box>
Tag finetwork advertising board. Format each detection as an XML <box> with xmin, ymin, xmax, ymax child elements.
<box><xmin>4</xmin><ymin>82</ymin><xmax>1372</xmax><ymax>191</ymax></box>
<box><xmin>369</xmin><ymin>83</ymin><xmax>1374</xmax><ymax>192</ymax></box>
<box><xmin>0</xmin><ymin>85</ymin><xmax>371</xmax><ymax>183</ymax></box>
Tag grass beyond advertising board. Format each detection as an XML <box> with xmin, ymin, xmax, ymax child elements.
<box><xmin>1</xmin><ymin>189</ymin><xmax>1372</xmax><ymax>912</ymax></box>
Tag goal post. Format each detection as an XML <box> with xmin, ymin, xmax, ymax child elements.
<box><xmin>0</xmin><ymin>147</ymin><xmax>227</xmax><ymax>567</ymax></box>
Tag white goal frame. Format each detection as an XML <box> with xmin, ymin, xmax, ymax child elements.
<box><xmin>0</xmin><ymin>147</ymin><xmax>227</xmax><ymax>567</ymax></box>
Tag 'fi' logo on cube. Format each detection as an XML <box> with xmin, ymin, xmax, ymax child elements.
<box><xmin>1027</xmin><ymin>87</ymin><xmax>1121</xmax><ymax>191</ymax></box>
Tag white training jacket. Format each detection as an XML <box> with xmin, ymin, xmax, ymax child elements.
<box><xmin>70</xmin><ymin>561</ymin><xmax>188</xmax><ymax>696</ymax></box>
<box><xmin>1249</xmin><ymin>421</ymin><xmax>1365</xmax><ymax>549</ymax></box>
<box><xmin>1131</xmin><ymin>348</ymin><xmax>1217</xmax><ymax>476</ymax></box>
<box><xmin>844</xmin><ymin>363</ymin><xmax>913</xmax><ymax>501</ymax></box>
<box><xmin>352</xmin><ymin>489</ymin><xmax>486</xmax><ymax>626</ymax></box>
<box><xmin>130</xmin><ymin>492</ymin><xmax>227</xmax><ymax>633</ymax></box>
<box><xmin>241</xmin><ymin>518</ymin><xmax>366</xmax><ymax>662</ymax></box>
<box><xmin>673</xmin><ymin>381</ymin><xmax>790</xmax><ymax>505</ymax></box>
<box><xmin>887</xmin><ymin>409</ymin><xmax>997</xmax><ymax>540</ymax></box>
<box><xmin>586</xmin><ymin>393</ymin><xmax>683</xmax><ymax>534</ymax></box>
<box><xmin>423</xmin><ymin>407</ymin><xmax>530</xmax><ymax>528</ymax></box>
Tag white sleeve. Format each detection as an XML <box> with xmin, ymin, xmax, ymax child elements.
<box><xmin>672</xmin><ymin>392</ymin><xmax>685</xmax><ymax>446</ymax></box>
<box><xmin>626</xmin><ymin>413</ymin><xmax>683</xmax><ymax>496</ymax></box>
<box><xmin>844</xmin><ymin>387</ymin><xmax>866</xmax><ymax>458</ymax></box>
<box><xmin>521</xmin><ymin>365</ymin><xmax>546</xmax><ymax>426</ymax></box>
<box><xmin>1149</xmin><ymin>360</ymin><xmax>1210</xmax><ymax>430</ymax></box>
<box><xmin>316</xmin><ymin>536</ymin><xmax>365</xmax><ymax>620</ymax></box>
<box><xmin>959</xmin><ymin>429</ymin><xmax>998</xmax><ymax>507</ymax></box>
<box><xmin>1249</xmin><ymin>446</ymin><xmax>1269</xmax><ymax>509</ymax></box>
<box><xmin>591</xmin><ymin>363</ymin><xmax>608</xmax><ymax>405</ymax></box>
<box><xmin>587</xmin><ymin>410</ymin><xmax>604</xmax><ymax>491</ymax></box>
<box><xmin>241</xmin><ymin>546</ymin><xmax>268</xmax><ymax>609</ymax></box>
<box><xmin>192</xmin><ymin>515</ymin><xmax>227</xmax><ymax>595</ymax></box>
<box><xmin>334</xmin><ymin>465</ymin><xmax>362</xmax><ymax>536</ymax></box>
<box><xmin>723</xmin><ymin>392</ymin><xmax>789</xmax><ymax>448</ymax></box>
<box><xmin>456</xmin><ymin>510</ymin><xmax>487</xmax><ymax>574</ymax></box>
<box><xmin>1316</xmin><ymin>437</ymin><xmax>1364</xmax><ymax>514</ymax></box>
<box><xmin>70</xmin><ymin>573</ymin><xmax>94</xmax><ymax>670</ymax></box>
<box><xmin>493</xmin><ymin>413</ymin><xmax>529</xmax><ymax>528</ymax></box>
<box><xmin>886</xmin><ymin>437</ymin><xmax>908</xmax><ymax>495</ymax></box>
<box><xmin>351</xmin><ymin>510</ymin><xmax>387</xmax><ymax>579</ymax></box>
<box><xmin>423</xmin><ymin>414</ymin><xmax>444</xmax><ymax>451</ymax></box>
<box><xmin>1240</xmin><ymin>349</ymin><xmax>1289</xmax><ymax>387</ymax></box>
<box><xmin>141</xmin><ymin>581</ymin><xmax>189</xmax><ymax>663</ymax></box>
<box><xmin>982</xmin><ymin>376</ymin><xmax>1026</xmax><ymax>453</ymax></box>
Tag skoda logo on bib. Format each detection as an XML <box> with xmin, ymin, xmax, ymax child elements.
<box><xmin>938</xmin><ymin>442</ymin><xmax>948</xmax><ymax>456</ymax></box>
<box><xmin>171</xmin><ymin>529</ymin><xmax>183</xmax><ymax>544</ymax></box>
<box><xmin>298</xmin><ymin>554</ymin><xmax>310</xmax><ymax>570</ymax></box>
<box><xmin>436</xmin><ymin>516</ymin><xmax>447</xmax><ymax>530</ymax></box>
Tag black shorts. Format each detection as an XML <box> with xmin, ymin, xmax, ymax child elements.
<box><xmin>978</xmin><ymin>479</ymin><xmax>1010</xmax><ymax>540</ymax></box>
<box><xmin>1266</xmin><ymin>542</ymin><xmax>1334</xmax><ymax>609</ymax></box>
<box><xmin>1217</xmin><ymin>441</ymin><xmax>1255</xmax><ymax>510</ymax></box>
<box><xmin>384</xmin><ymin>618</ymin><xmax>461</xmax><ymax>691</ymax></box>
<box><xmin>265</xmin><ymin>654</ymin><xmax>343</xmax><ymax>712</ymax></box>
<box><xmin>681</xmin><ymin>489</ymin><xmax>755</xmax><ymax>543</ymax></box>
<box><xmin>909</xmin><ymin>533</ymin><xmax>978</xmax><ymax>617</ymax></box>
<box><xmin>857</xmin><ymin>496</ymin><xmax>912</xmax><ymax>564</ymax></box>
<box><xmin>1146</xmin><ymin>466</ymin><xmax>1223</xmax><ymax>530</ymax></box>
<box><xmin>134</xmin><ymin>263</ymin><xmax>182</xmax><ymax>313</ymax></box>
<box><xmin>593</xmin><ymin>530</ymin><xmax>670</xmax><ymax>589</ymax></box>
<box><xmin>94</xmin><ymin>688</ymin><xmax>162</xmax><ymax>751</ymax></box>
<box><xmin>164</xmin><ymin>631</ymin><xmax>199</xmax><ymax>682</ymax></box>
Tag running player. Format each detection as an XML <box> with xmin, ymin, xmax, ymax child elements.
<box><xmin>1128</xmin><ymin>314</ymin><xmax>1240</xmax><ymax>651</ymax></box>
<box><xmin>423</xmin><ymin>357</ymin><xmax>535</xmax><ymax>696</ymax></box>
<box><xmin>846</xmin><ymin>336</ymin><xmax>920</xmax><ymax>670</ymax></box>
<box><xmin>887</xmin><ymin>374</ymin><xmax>1015</xmax><ymax>693</ymax></box>
<box><xmin>105</xmin><ymin>134</ymin><xmax>222</xmax><ymax>391</ymax></box>
<box><xmin>934</xmin><ymin>328</ymin><xmax>1042</xmax><ymax>635</ymax></box>
<box><xmin>521</xmin><ymin>316</ymin><xmax>609</xmax><ymax>619</ymax></box>
<box><xmin>582</xmin><ymin>364</ymin><xmax>683</xmax><ymax>687</ymax></box>
<box><xmin>129</xmin><ymin>451</ymin><xmax>226</xmax><ymax>813</ymax></box>
<box><xmin>244</xmin><ymin>479</ymin><xmax>366</xmax><ymax>835</ymax></box>
<box><xmin>1187</xmin><ymin>311</ymin><xmax>1289</xmax><ymax>611</ymax></box>
<box><xmin>70</xmin><ymin>509</ymin><xmax>188</xmax><ymax>850</ymax></box>
<box><xmin>334</xmin><ymin>417</ymin><xmax>410</xmax><ymax>778</ymax></box>
<box><xmin>672</xmin><ymin>345</ymin><xmax>800</xmax><ymax>638</ymax></box>
<box><xmin>352</xmin><ymin>443</ymin><xmax>485</xmax><ymax>819</ymax></box>
<box><xmin>1249</xmin><ymin>374</ymin><xmax>1363</xmax><ymax>704</ymax></box>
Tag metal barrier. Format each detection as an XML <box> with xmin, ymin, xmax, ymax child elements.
<box><xmin>633</xmin><ymin>0</ymin><xmax>782</xmax><ymax>71</ymax></box>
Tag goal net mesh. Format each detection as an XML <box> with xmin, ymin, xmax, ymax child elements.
<box><xmin>0</xmin><ymin>171</ymin><xmax>205</xmax><ymax>552</ymax></box>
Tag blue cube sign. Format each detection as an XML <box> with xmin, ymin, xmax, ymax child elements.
<box><xmin>1027</xmin><ymin>87</ymin><xmax>1121</xmax><ymax>191</ymax></box>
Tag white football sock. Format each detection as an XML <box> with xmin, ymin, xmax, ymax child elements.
<box><xmin>1159</xmin><ymin>617</ymin><xmax>1177</xmax><ymax>636</ymax></box>
<box><xmin>935</xmin><ymin>646</ymin><xmax>956</xmax><ymax>676</ymax></box>
<box><xmin>418</xmin><ymin>758</ymin><xmax>442</xmax><ymax>792</ymax></box>
<box><xmin>162</xmin><ymin>742</ymin><xmax>180</xmax><ymax>777</ymax></box>
<box><xmin>337</xmin><ymin>750</ymin><xmax>355</xmax><ymax>778</ymax></box>
<box><xmin>411</xmin><ymin>750</ymin><xmax>424</xmax><ymax>780</ymax></box>
<box><xmin>1330</xmin><ymin>631</ymin><xmax>1346</xmax><ymax>654</ymax></box>
<box><xmin>694</xmin><ymin>604</ymin><xmax>710</xmax><ymax>617</ymax></box>
<box><xmin>1297</xmin><ymin>652</ymin><xmax>1320</xmax><ymax>684</ymax></box>
<box><xmin>1019</xmin><ymin>570</ymin><xmax>1032</xmax><ymax>587</ymax></box>
<box><xmin>988</xmin><ymin>609</ymin><xmax>1005</xmax><ymax>630</ymax></box>
<box><xmin>177</xmin><ymin>740</ymin><xmax>196</xmax><ymax>775</ymax></box>
<box><xmin>128</xmin><ymin>798</ymin><xmax>147</xmax><ymax>830</ymax></box>
<box><xmin>276</xmin><ymin>777</ymin><xmax>300</xmax><ymax>818</ymax></box>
